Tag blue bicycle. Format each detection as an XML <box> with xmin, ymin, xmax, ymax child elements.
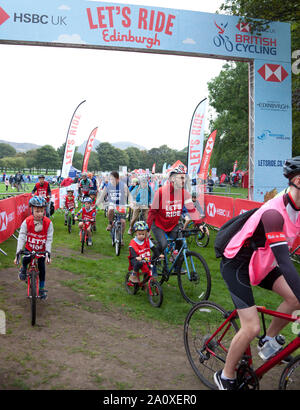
<box><xmin>154</xmin><ymin>228</ymin><xmax>211</xmax><ymax>304</ymax></box>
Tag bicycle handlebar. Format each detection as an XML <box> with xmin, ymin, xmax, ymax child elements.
<box><xmin>16</xmin><ymin>250</ymin><xmax>50</xmax><ymax>264</ymax></box>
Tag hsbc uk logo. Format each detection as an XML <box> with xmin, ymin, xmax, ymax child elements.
<box><xmin>258</xmin><ymin>64</ymin><xmax>288</xmax><ymax>82</ymax></box>
<box><xmin>207</xmin><ymin>203</ymin><xmax>231</xmax><ymax>218</ymax></box>
<box><xmin>0</xmin><ymin>6</ymin><xmax>9</xmax><ymax>25</ymax></box>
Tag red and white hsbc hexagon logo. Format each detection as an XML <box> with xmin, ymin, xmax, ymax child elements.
<box><xmin>0</xmin><ymin>212</ymin><xmax>8</xmax><ymax>232</ymax></box>
<box><xmin>258</xmin><ymin>64</ymin><xmax>288</xmax><ymax>82</ymax></box>
<box><xmin>236</xmin><ymin>22</ymin><xmax>251</xmax><ymax>33</ymax></box>
<box><xmin>0</xmin><ymin>7</ymin><xmax>10</xmax><ymax>26</ymax></box>
<box><xmin>207</xmin><ymin>203</ymin><xmax>216</xmax><ymax>218</ymax></box>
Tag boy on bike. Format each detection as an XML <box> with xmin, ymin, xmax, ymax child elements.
<box><xmin>63</xmin><ymin>188</ymin><xmax>76</xmax><ymax>226</ymax></box>
<box><xmin>14</xmin><ymin>196</ymin><xmax>54</xmax><ymax>300</ymax></box>
<box><xmin>128</xmin><ymin>221</ymin><xmax>163</xmax><ymax>284</ymax></box>
<box><xmin>75</xmin><ymin>197</ymin><xmax>96</xmax><ymax>246</ymax></box>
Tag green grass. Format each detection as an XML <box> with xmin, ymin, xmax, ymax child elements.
<box><xmin>1</xmin><ymin>190</ymin><xmax>299</xmax><ymax>337</ymax></box>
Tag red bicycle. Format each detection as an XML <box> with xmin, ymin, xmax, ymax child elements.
<box><xmin>184</xmin><ymin>301</ymin><xmax>300</xmax><ymax>390</ymax></box>
<box><xmin>125</xmin><ymin>257</ymin><xmax>164</xmax><ymax>307</ymax></box>
<box><xmin>77</xmin><ymin>218</ymin><xmax>95</xmax><ymax>253</ymax></box>
<box><xmin>17</xmin><ymin>250</ymin><xmax>49</xmax><ymax>326</ymax></box>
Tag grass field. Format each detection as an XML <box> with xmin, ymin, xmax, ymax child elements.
<box><xmin>1</xmin><ymin>192</ymin><xmax>298</xmax><ymax>338</ymax></box>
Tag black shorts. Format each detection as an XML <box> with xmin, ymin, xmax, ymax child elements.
<box><xmin>220</xmin><ymin>256</ymin><xmax>282</xmax><ymax>310</ymax></box>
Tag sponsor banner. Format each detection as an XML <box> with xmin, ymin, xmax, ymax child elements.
<box><xmin>0</xmin><ymin>1</ymin><xmax>290</xmax><ymax>62</ymax></box>
<box><xmin>254</xmin><ymin>59</ymin><xmax>292</xmax><ymax>202</ymax></box>
<box><xmin>51</xmin><ymin>188</ymin><xmax>60</xmax><ymax>210</ymax></box>
<box><xmin>198</xmin><ymin>129</ymin><xmax>217</xmax><ymax>180</ymax></box>
<box><xmin>82</xmin><ymin>127</ymin><xmax>98</xmax><ymax>173</ymax></box>
<box><xmin>187</xmin><ymin>98</ymin><xmax>207</xmax><ymax>181</ymax></box>
<box><xmin>0</xmin><ymin>193</ymin><xmax>31</xmax><ymax>244</ymax></box>
<box><xmin>61</xmin><ymin>100</ymin><xmax>86</xmax><ymax>178</ymax></box>
<box><xmin>204</xmin><ymin>195</ymin><xmax>234</xmax><ymax>228</ymax></box>
<box><xmin>234</xmin><ymin>198</ymin><xmax>262</xmax><ymax>215</ymax></box>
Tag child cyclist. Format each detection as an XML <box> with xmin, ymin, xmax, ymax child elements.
<box><xmin>63</xmin><ymin>188</ymin><xmax>76</xmax><ymax>226</ymax></box>
<box><xmin>75</xmin><ymin>197</ymin><xmax>96</xmax><ymax>246</ymax></box>
<box><xmin>14</xmin><ymin>196</ymin><xmax>54</xmax><ymax>300</ymax></box>
<box><xmin>128</xmin><ymin>221</ymin><xmax>163</xmax><ymax>284</ymax></box>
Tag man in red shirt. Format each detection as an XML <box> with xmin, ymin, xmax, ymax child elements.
<box><xmin>32</xmin><ymin>175</ymin><xmax>52</xmax><ymax>217</ymax></box>
<box><xmin>147</xmin><ymin>166</ymin><xmax>203</xmax><ymax>271</ymax></box>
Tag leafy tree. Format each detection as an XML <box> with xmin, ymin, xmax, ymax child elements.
<box><xmin>35</xmin><ymin>145</ymin><xmax>59</xmax><ymax>173</ymax></box>
<box><xmin>0</xmin><ymin>143</ymin><xmax>16</xmax><ymax>159</ymax></box>
<box><xmin>208</xmin><ymin>62</ymin><xmax>249</xmax><ymax>173</ymax></box>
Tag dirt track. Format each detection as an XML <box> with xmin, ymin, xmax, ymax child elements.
<box><xmin>0</xmin><ymin>264</ymin><xmax>282</xmax><ymax>391</ymax></box>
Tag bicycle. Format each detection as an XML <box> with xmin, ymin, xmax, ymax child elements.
<box><xmin>125</xmin><ymin>257</ymin><xmax>163</xmax><ymax>307</ymax></box>
<box><xmin>17</xmin><ymin>250</ymin><xmax>49</xmax><ymax>326</ymax></box>
<box><xmin>110</xmin><ymin>206</ymin><xmax>127</xmax><ymax>256</ymax></box>
<box><xmin>77</xmin><ymin>218</ymin><xmax>95</xmax><ymax>253</ymax></box>
<box><xmin>65</xmin><ymin>208</ymin><xmax>75</xmax><ymax>234</ymax></box>
<box><xmin>154</xmin><ymin>228</ymin><xmax>211</xmax><ymax>304</ymax></box>
<box><xmin>184</xmin><ymin>301</ymin><xmax>300</xmax><ymax>390</ymax></box>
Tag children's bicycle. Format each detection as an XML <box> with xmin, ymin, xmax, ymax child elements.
<box><xmin>17</xmin><ymin>250</ymin><xmax>49</xmax><ymax>326</ymax></box>
<box><xmin>184</xmin><ymin>301</ymin><xmax>300</xmax><ymax>390</ymax></box>
<box><xmin>77</xmin><ymin>218</ymin><xmax>94</xmax><ymax>253</ymax></box>
<box><xmin>125</xmin><ymin>258</ymin><xmax>163</xmax><ymax>307</ymax></box>
<box><xmin>154</xmin><ymin>228</ymin><xmax>211</xmax><ymax>304</ymax></box>
<box><xmin>111</xmin><ymin>206</ymin><xmax>127</xmax><ymax>256</ymax></box>
<box><xmin>66</xmin><ymin>208</ymin><xmax>75</xmax><ymax>234</ymax></box>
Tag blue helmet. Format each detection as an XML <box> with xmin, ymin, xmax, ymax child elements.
<box><xmin>29</xmin><ymin>196</ymin><xmax>46</xmax><ymax>207</ymax></box>
<box><xmin>84</xmin><ymin>197</ymin><xmax>92</xmax><ymax>203</ymax></box>
<box><xmin>133</xmin><ymin>221</ymin><xmax>149</xmax><ymax>232</ymax></box>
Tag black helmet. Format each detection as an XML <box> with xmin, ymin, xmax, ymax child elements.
<box><xmin>283</xmin><ymin>156</ymin><xmax>300</xmax><ymax>180</ymax></box>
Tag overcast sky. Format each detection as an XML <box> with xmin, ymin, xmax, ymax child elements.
<box><xmin>0</xmin><ymin>0</ymin><xmax>227</xmax><ymax>152</ymax></box>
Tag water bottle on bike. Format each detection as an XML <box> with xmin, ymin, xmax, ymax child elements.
<box><xmin>258</xmin><ymin>335</ymin><xmax>285</xmax><ymax>360</ymax></box>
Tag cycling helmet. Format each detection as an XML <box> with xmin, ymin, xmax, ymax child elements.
<box><xmin>83</xmin><ymin>197</ymin><xmax>92</xmax><ymax>203</ymax></box>
<box><xmin>38</xmin><ymin>174</ymin><xmax>45</xmax><ymax>179</ymax></box>
<box><xmin>29</xmin><ymin>196</ymin><xmax>46</xmax><ymax>207</ymax></box>
<box><xmin>81</xmin><ymin>172</ymin><xmax>88</xmax><ymax>177</ymax></box>
<box><xmin>283</xmin><ymin>156</ymin><xmax>300</xmax><ymax>180</ymax></box>
<box><xmin>169</xmin><ymin>164</ymin><xmax>186</xmax><ymax>176</ymax></box>
<box><xmin>133</xmin><ymin>221</ymin><xmax>149</xmax><ymax>232</ymax></box>
<box><xmin>131</xmin><ymin>178</ymin><xmax>139</xmax><ymax>184</ymax></box>
<box><xmin>89</xmin><ymin>190</ymin><xmax>97</xmax><ymax>196</ymax></box>
<box><xmin>67</xmin><ymin>188</ymin><xmax>74</xmax><ymax>192</ymax></box>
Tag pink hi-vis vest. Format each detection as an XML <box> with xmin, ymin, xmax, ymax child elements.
<box><xmin>224</xmin><ymin>195</ymin><xmax>300</xmax><ymax>286</ymax></box>
<box><xmin>25</xmin><ymin>215</ymin><xmax>51</xmax><ymax>255</ymax></box>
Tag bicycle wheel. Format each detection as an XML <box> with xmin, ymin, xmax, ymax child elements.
<box><xmin>184</xmin><ymin>301</ymin><xmax>239</xmax><ymax>390</ymax></box>
<box><xmin>29</xmin><ymin>272</ymin><xmax>37</xmax><ymax>326</ymax></box>
<box><xmin>279</xmin><ymin>355</ymin><xmax>300</xmax><ymax>390</ymax></box>
<box><xmin>177</xmin><ymin>251</ymin><xmax>211</xmax><ymax>304</ymax></box>
<box><xmin>125</xmin><ymin>272</ymin><xmax>139</xmax><ymax>295</ymax></box>
<box><xmin>67</xmin><ymin>214</ymin><xmax>72</xmax><ymax>234</ymax></box>
<box><xmin>147</xmin><ymin>278</ymin><xmax>163</xmax><ymax>308</ymax></box>
<box><xmin>115</xmin><ymin>225</ymin><xmax>122</xmax><ymax>256</ymax></box>
<box><xmin>111</xmin><ymin>226</ymin><xmax>115</xmax><ymax>246</ymax></box>
<box><xmin>81</xmin><ymin>229</ymin><xmax>85</xmax><ymax>253</ymax></box>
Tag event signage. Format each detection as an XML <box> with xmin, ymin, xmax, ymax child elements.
<box><xmin>0</xmin><ymin>1</ymin><xmax>292</xmax><ymax>201</ymax></box>
<box><xmin>82</xmin><ymin>127</ymin><xmax>98</xmax><ymax>173</ymax></box>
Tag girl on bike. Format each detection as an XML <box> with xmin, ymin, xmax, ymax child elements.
<box><xmin>128</xmin><ymin>221</ymin><xmax>163</xmax><ymax>283</ymax></box>
<box><xmin>14</xmin><ymin>196</ymin><xmax>54</xmax><ymax>300</ymax></box>
<box><xmin>63</xmin><ymin>188</ymin><xmax>76</xmax><ymax>226</ymax></box>
<box><xmin>75</xmin><ymin>197</ymin><xmax>96</xmax><ymax>246</ymax></box>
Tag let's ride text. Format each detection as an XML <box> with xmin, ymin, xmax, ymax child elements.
<box><xmin>86</xmin><ymin>6</ymin><xmax>176</xmax><ymax>49</ymax></box>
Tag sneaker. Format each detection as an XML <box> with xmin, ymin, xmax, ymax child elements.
<box><xmin>39</xmin><ymin>289</ymin><xmax>48</xmax><ymax>300</ymax></box>
<box><xmin>18</xmin><ymin>268</ymin><xmax>26</xmax><ymax>281</ymax></box>
<box><xmin>64</xmin><ymin>221</ymin><xmax>67</xmax><ymax>226</ymax></box>
<box><xmin>88</xmin><ymin>239</ymin><xmax>93</xmax><ymax>246</ymax></box>
<box><xmin>129</xmin><ymin>274</ymin><xmax>139</xmax><ymax>283</ymax></box>
<box><xmin>214</xmin><ymin>370</ymin><xmax>236</xmax><ymax>390</ymax></box>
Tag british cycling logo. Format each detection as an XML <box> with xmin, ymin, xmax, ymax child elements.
<box><xmin>213</xmin><ymin>20</ymin><xmax>277</xmax><ymax>56</ymax></box>
<box><xmin>0</xmin><ymin>6</ymin><xmax>10</xmax><ymax>26</ymax></box>
<box><xmin>257</xmin><ymin>130</ymin><xmax>289</xmax><ymax>141</ymax></box>
<box><xmin>0</xmin><ymin>211</ymin><xmax>7</xmax><ymax>232</ymax></box>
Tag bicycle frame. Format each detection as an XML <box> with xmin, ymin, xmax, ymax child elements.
<box><xmin>27</xmin><ymin>257</ymin><xmax>40</xmax><ymax>298</ymax></box>
<box><xmin>204</xmin><ymin>306</ymin><xmax>300</xmax><ymax>381</ymax></box>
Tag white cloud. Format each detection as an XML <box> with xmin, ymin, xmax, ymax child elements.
<box><xmin>58</xmin><ymin>5</ymin><xmax>71</xmax><ymax>10</ymax></box>
<box><xmin>182</xmin><ymin>38</ymin><xmax>196</xmax><ymax>45</ymax></box>
<box><xmin>55</xmin><ymin>34</ymin><xmax>86</xmax><ymax>44</ymax></box>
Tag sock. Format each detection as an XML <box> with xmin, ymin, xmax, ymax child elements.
<box><xmin>221</xmin><ymin>370</ymin><xmax>236</xmax><ymax>381</ymax></box>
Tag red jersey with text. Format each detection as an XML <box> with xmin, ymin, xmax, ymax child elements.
<box><xmin>147</xmin><ymin>181</ymin><xmax>203</xmax><ymax>231</ymax></box>
<box><xmin>65</xmin><ymin>195</ymin><xmax>75</xmax><ymax>209</ymax></box>
<box><xmin>25</xmin><ymin>215</ymin><xmax>51</xmax><ymax>254</ymax></box>
<box><xmin>128</xmin><ymin>238</ymin><xmax>151</xmax><ymax>273</ymax></box>
<box><xmin>34</xmin><ymin>181</ymin><xmax>51</xmax><ymax>202</ymax></box>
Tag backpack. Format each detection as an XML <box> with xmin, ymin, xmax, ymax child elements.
<box><xmin>214</xmin><ymin>208</ymin><xmax>259</xmax><ymax>258</ymax></box>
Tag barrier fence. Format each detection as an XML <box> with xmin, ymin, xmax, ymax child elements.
<box><xmin>0</xmin><ymin>192</ymin><xmax>299</xmax><ymax>254</ymax></box>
